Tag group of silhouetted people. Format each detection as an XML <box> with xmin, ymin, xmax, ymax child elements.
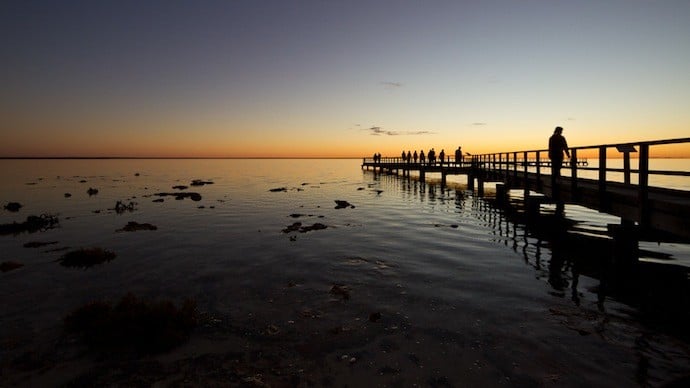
<box><xmin>392</xmin><ymin>146</ymin><xmax>464</xmax><ymax>166</ymax></box>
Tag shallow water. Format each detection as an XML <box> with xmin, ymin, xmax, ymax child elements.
<box><xmin>1</xmin><ymin>159</ymin><xmax>690</xmax><ymax>386</ymax></box>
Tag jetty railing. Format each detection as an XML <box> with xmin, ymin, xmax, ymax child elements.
<box><xmin>470</xmin><ymin>137</ymin><xmax>690</xmax><ymax>237</ymax></box>
<box><xmin>471</xmin><ymin>137</ymin><xmax>690</xmax><ymax>188</ymax></box>
<box><xmin>362</xmin><ymin>137</ymin><xmax>690</xmax><ymax>239</ymax></box>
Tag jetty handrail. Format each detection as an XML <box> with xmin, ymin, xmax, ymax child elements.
<box><xmin>471</xmin><ymin>137</ymin><xmax>690</xmax><ymax>185</ymax></box>
<box><xmin>472</xmin><ymin>137</ymin><xmax>690</xmax><ymax>156</ymax></box>
<box><xmin>360</xmin><ymin>137</ymin><xmax>690</xmax><ymax>237</ymax></box>
<box><xmin>469</xmin><ymin>137</ymin><xmax>690</xmax><ymax>230</ymax></box>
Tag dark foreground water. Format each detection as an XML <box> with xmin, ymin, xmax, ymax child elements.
<box><xmin>1</xmin><ymin>159</ymin><xmax>689</xmax><ymax>387</ymax></box>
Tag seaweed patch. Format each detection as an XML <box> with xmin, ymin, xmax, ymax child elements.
<box><xmin>58</xmin><ymin>248</ymin><xmax>116</xmax><ymax>268</ymax></box>
<box><xmin>64</xmin><ymin>293</ymin><xmax>197</xmax><ymax>354</ymax></box>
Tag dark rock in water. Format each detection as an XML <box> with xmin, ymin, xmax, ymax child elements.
<box><xmin>87</xmin><ymin>187</ymin><xmax>99</xmax><ymax>196</ymax></box>
<box><xmin>190</xmin><ymin>179</ymin><xmax>214</xmax><ymax>186</ymax></box>
<box><xmin>450</xmin><ymin>224</ymin><xmax>459</xmax><ymax>228</ymax></box>
<box><xmin>4</xmin><ymin>202</ymin><xmax>22</xmax><ymax>212</ymax></box>
<box><xmin>154</xmin><ymin>192</ymin><xmax>202</xmax><ymax>201</ymax></box>
<box><xmin>282</xmin><ymin>222</ymin><xmax>302</xmax><ymax>233</ymax></box>
<box><xmin>0</xmin><ymin>214</ymin><xmax>59</xmax><ymax>235</ymax></box>
<box><xmin>58</xmin><ymin>247</ymin><xmax>116</xmax><ymax>268</ymax></box>
<box><xmin>369</xmin><ymin>312</ymin><xmax>382</xmax><ymax>322</ymax></box>
<box><xmin>23</xmin><ymin>241</ymin><xmax>59</xmax><ymax>248</ymax></box>
<box><xmin>357</xmin><ymin>187</ymin><xmax>365</xmax><ymax>191</ymax></box>
<box><xmin>330</xmin><ymin>284</ymin><xmax>351</xmax><ymax>300</ymax></box>
<box><xmin>46</xmin><ymin>246</ymin><xmax>70</xmax><ymax>253</ymax></box>
<box><xmin>152</xmin><ymin>198</ymin><xmax>164</xmax><ymax>203</ymax></box>
<box><xmin>289</xmin><ymin>213</ymin><xmax>306</xmax><ymax>218</ymax></box>
<box><xmin>269</xmin><ymin>187</ymin><xmax>288</xmax><ymax>192</ymax></box>
<box><xmin>116</xmin><ymin>221</ymin><xmax>158</xmax><ymax>232</ymax></box>
<box><xmin>110</xmin><ymin>200</ymin><xmax>137</xmax><ymax>214</ymax></box>
<box><xmin>299</xmin><ymin>223</ymin><xmax>327</xmax><ymax>233</ymax></box>
<box><xmin>172</xmin><ymin>185</ymin><xmax>188</xmax><ymax>190</ymax></box>
<box><xmin>79</xmin><ymin>179</ymin><xmax>87</xmax><ymax>183</ymax></box>
<box><xmin>282</xmin><ymin>222</ymin><xmax>328</xmax><ymax>233</ymax></box>
<box><xmin>1</xmin><ymin>261</ymin><xmax>24</xmax><ymax>272</ymax></box>
<box><xmin>334</xmin><ymin>200</ymin><xmax>355</xmax><ymax>209</ymax></box>
<box><xmin>64</xmin><ymin>193</ymin><xmax>72</xmax><ymax>198</ymax></box>
<box><xmin>64</xmin><ymin>293</ymin><xmax>197</xmax><ymax>354</ymax></box>
<box><xmin>135</xmin><ymin>173</ymin><xmax>140</xmax><ymax>176</ymax></box>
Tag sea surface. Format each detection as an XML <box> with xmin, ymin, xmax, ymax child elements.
<box><xmin>1</xmin><ymin>158</ymin><xmax>690</xmax><ymax>386</ymax></box>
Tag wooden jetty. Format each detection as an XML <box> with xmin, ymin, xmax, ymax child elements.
<box><xmin>362</xmin><ymin>138</ymin><xmax>690</xmax><ymax>241</ymax></box>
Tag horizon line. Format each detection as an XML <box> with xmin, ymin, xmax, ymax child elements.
<box><xmin>0</xmin><ymin>156</ymin><xmax>365</xmax><ymax>160</ymax></box>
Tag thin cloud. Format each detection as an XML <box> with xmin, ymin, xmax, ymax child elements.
<box><xmin>364</xmin><ymin>126</ymin><xmax>434</xmax><ymax>136</ymax></box>
<box><xmin>472</xmin><ymin>122</ymin><xmax>487</xmax><ymax>126</ymax></box>
<box><xmin>381</xmin><ymin>81</ymin><xmax>403</xmax><ymax>89</ymax></box>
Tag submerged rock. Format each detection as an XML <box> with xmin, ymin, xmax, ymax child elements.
<box><xmin>190</xmin><ymin>179</ymin><xmax>214</xmax><ymax>186</ymax></box>
<box><xmin>172</xmin><ymin>185</ymin><xmax>188</xmax><ymax>190</ymax></box>
<box><xmin>64</xmin><ymin>293</ymin><xmax>197</xmax><ymax>354</ymax></box>
<box><xmin>87</xmin><ymin>187</ymin><xmax>99</xmax><ymax>196</ymax></box>
<box><xmin>116</xmin><ymin>221</ymin><xmax>158</xmax><ymax>232</ymax></box>
<box><xmin>3</xmin><ymin>202</ymin><xmax>22</xmax><ymax>212</ymax></box>
<box><xmin>282</xmin><ymin>222</ymin><xmax>302</xmax><ymax>233</ymax></box>
<box><xmin>57</xmin><ymin>247</ymin><xmax>116</xmax><ymax>268</ymax></box>
<box><xmin>64</xmin><ymin>193</ymin><xmax>72</xmax><ymax>198</ymax></box>
<box><xmin>23</xmin><ymin>241</ymin><xmax>59</xmax><ymax>248</ymax></box>
<box><xmin>330</xmin><ymin>284</ymin><xmax>351</xmax><ymax>300</ymax></box>
<box><xmin>334</xmin><ymin>200</ymin><xmax>355</xmax><ymax>209</ymax></box>
<box><xmin>1</xmin><ymin>261</ymin><xmax>24</xmax><ymax>272</ymax></box>
<box><xmin>110</xmin><ymin>200</ymin><xmax>137</xmax><ymax>214</ymax></box>
<box><xmin>300</xmin><ymin>223</ymin><xmax>327</xmax><ymax>233</ymax></box>
<box><xmin>154</xmin><ymin>192</ymin><xmax>202</xmax><ymax>201</ymax></box>
<box><xmin>269</xmin><ymin>187</ymin><xmax>287</xmax><ymax>192</ymax></box>
<box><xmin>282</xmin><ymin>222</ymin><xmax>328</xmax><ymax>233</ymax></box>
<box><xmin>0</xmin><ymin>214</ymin><xmax>59</xmax><ymax>235</ymax></box>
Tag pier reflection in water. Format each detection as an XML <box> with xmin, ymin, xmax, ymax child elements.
<box><xmin>369</xmin><ymin>168</ymin><xmax>690</xmax><ymax>343</ymax></box>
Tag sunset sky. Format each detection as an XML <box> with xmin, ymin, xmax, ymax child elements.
<box><xmin>1</xmin><ymin>1</ymin><xmax>689</xmax><ymax>158</ymax></box>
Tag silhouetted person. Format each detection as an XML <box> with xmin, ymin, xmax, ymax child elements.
<box><xmin>455</xmin><ymin>146</ymin><xmax>462</xmax><ymax>165</ymax></box>
<box><xmin>401</xmin><ymin>150</ymin><xmax>406</xmax><ymax>162</ymax></box>
<box><xmin>373</xmin><ymin>153</ymin><xmax>377</xmax><ymax>163</ymax></box>
<box><xmin>549</xmin><ymin>126</ymin><xmax>570</xmax><ymax>206</ymax></box>
<box><xmin>413</xmin><ymin>150</ymin><xmax>418</xmax><ymax>163</ymax></box>
<box><xmin>420</xmin><ymin>150</ymin><xmax>425</xmax><ymax>164</ymax></box>
<box><xmin>428</xmin><ymin>148</ymin><xmax>435</xmax><ymax>166</ymax></box>
<box><xmin>407</xmin><ymin>151</ymin><xmax>411</xmax><ymax>163</ymax></box>
<box><xmin>439</xmin><ymin>149</ymin><xmax>445</xmax><ymax>166</ymax></box>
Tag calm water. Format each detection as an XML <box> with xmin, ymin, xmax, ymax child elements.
<box><xmin>2</xmin><ymin>158</ymin><xmax>690</xmax><ymax>386</ymax></box>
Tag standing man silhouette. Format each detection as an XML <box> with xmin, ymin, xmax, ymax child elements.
<box><xmin>549</xmin><ymin>126</ymin><xmax>570</xmax><ymax>204</ymax></box>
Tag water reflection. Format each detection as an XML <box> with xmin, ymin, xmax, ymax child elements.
<box><xmin>365</xmin><ymin>169</ymin><xmax>690</xmax><ymax>343</ymax></box>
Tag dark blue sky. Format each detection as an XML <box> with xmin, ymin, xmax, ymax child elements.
<box><xmin>2</xmin><ymin>1</ymin><xmax>689</xmax><ymax>157</ymax></box>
